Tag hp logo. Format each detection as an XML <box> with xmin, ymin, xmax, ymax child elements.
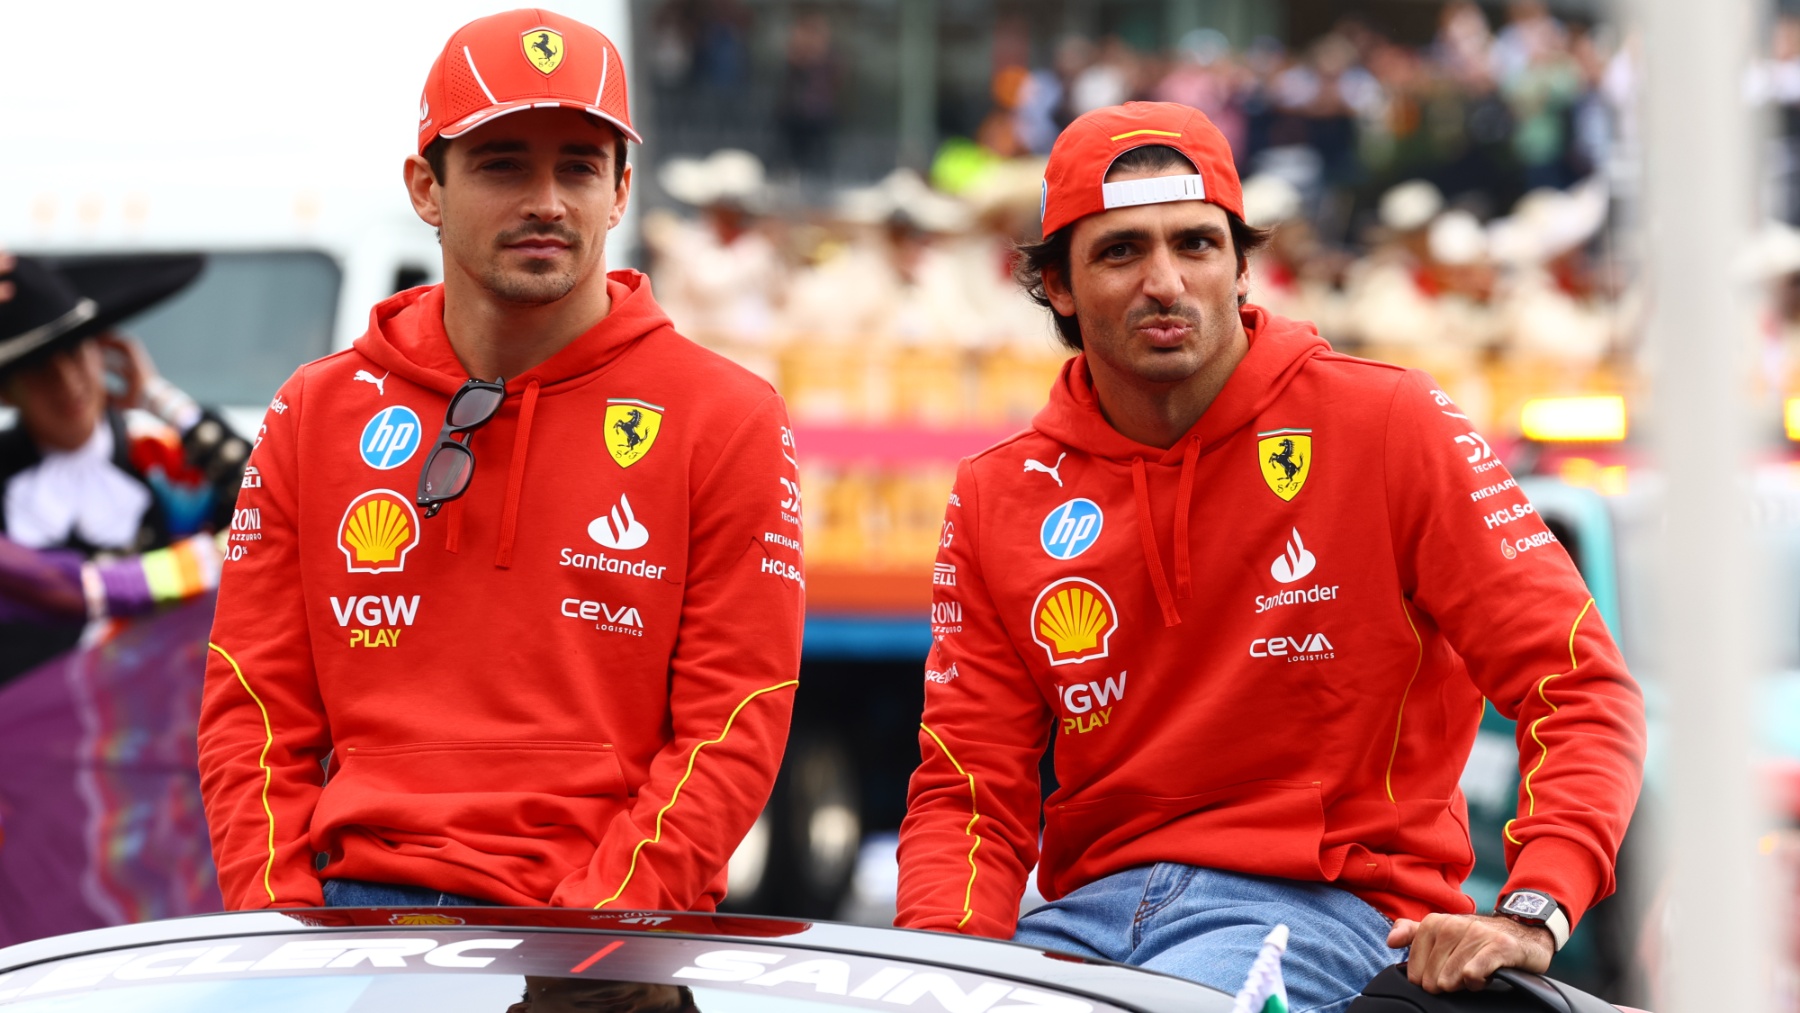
<box><xmin>359</xmin><ymin>406</ymin><xmax>422</xmax><ymax>470</ymax></box>
<box><xmin>1040</xmin><ymin>498</ymin><xmax>1104</xmax><ymax>560</ymax></box>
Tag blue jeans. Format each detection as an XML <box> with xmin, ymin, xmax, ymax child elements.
<box><xmin>322</xmin><ymin>878</ymin><xmax>492</xmax><ymax>907</ymax></box>
<box><xmin>1012</xmin><ymin>865</ymin><xmax>1399</xmax><ymax>1013</ymax></box>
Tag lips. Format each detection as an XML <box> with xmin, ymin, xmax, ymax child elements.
<box><xmin>1136</xmin><ymin>318</ymin><xmax>1194</xmax><ymax>346</ymax></box>
<box><xmin>505</xmin><ymin>238</ymin><xmax>570</xmax><ymax>258</ymax></box>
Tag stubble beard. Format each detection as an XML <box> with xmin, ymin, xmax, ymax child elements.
<box><xmin>1089</xmin><ymin>299</ymin><xmax>1218</xmax><ymax>385</ymax></box>
<box><xmin>479</xmin><ymin>225</ymin><xmax>587</xmax><ymax>305</ymax></box>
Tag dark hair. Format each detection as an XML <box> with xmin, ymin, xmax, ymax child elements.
<box><xmin>423</xmin><ymin>131</ymin><xmax>629</xmax><ymax>187</ymax></box>
<box><xmin>1013</xmin><ymin>145</ymin><xmax>1272</xmax><ymax>351</ymax></box>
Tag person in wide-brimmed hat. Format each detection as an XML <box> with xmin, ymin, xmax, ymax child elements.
<box><xmin>0</xmin><ymin>253</ymin><xmax>250</xmax><ymax>681</ymax></box>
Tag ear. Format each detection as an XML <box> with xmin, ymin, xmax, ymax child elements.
<box><xmin>1236</xmin><ymin>254</ymin><xmax>1251</xmax><ymax>304</ymax></box>
<box><xmin>608</xmin><ymin>161</ymin><xmax>633</xmax><ymax>232</ymax></box>
<box><xmin>403</xmin><ymin>153</ymin><xmax>443</xmax><ymax>229</ymax></box>
<box><xmin>1042</xmin><ymin>260</ymin><xmax>1077</xmax><ymax>319</ymax></box>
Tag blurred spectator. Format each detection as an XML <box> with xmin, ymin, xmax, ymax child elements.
<box><xmin>1750</xmin><ymin>16</ymin><xmax>1800</xmax><ymax>223</ymax></box>
<box><xmin>1154</xmin><ymin>29</ymin><xmax>1246</xmax><ymax>156</ymax></box>
<box><xmin>777</xmin><ymin>11</ymin><xmax>841</xmax><ymax>177</ymax></box>
<box><xmin>1069</xmin><ymin>36</ymin><xmax>1136</xmax><ymax>115</ymax></box>
<box><xmin>1242</xmin><ymin>174</ymin><xmax>1351</xmax><ymax>339</ymax></box>
<box><xmin>645</xmin><ymin>148</ymin><xmax>786</xmax><ymax>372</ymax></box>
<box><xmin>0</xmin><ymin>255</ymin><xmax>247</xmax><ymax>682</ymax></box>
<box><xmin>1498</xmin><ymin>11</ymin><xmax>1582</xmax><ymax>190</ymax></box>
<box><xmin>1488</xmin><ymin>178</ymin><xmax>1618</xmax><ymax>363</ymax></box>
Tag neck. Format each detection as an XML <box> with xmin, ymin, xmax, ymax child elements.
<box><xmin>440</xmin><ymin>262</ymin><xmax>613</xmax><ymax>381</ymax></box>
<box><xmin>1088</xmin><ymin>319</ymin><xmax>1249</xmax><ymax>449</ymax></box>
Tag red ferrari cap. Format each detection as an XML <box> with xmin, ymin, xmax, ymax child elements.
<box><xmin>417</xmin><ymin>8</ymin><xmax>642</xmax><ymax>154</ymax></box>
<box><xmin>1040</xmin><ymin>101</ymin><xmax>1243</xmax><ymax>237</ymax></box>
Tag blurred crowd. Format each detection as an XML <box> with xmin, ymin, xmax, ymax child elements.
<box><xmin>985</xmin><ymin>0</ymin><xmax>1626</xmax><ymax>218</ymax></box>
<box><xmin>646</xmin><ymin>3</ymin><xmax>1650</xmax><ymax>442</ymax></box>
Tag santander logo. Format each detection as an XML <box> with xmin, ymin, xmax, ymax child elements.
<box><xmin>1269</xmin><ymin>528</ymin><xmax>1317</xmax><ymax>583</ymax></box>
<box><xmin>588</xmin><ymin>494</ymin><xmax>650</xmax><ymax>551</ymax></box>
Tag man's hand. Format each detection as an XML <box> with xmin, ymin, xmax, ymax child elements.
<box><xmin>1388</xmin><ymin>913</ymin><xmax>1554</xmax><ymax>994</ymax></box>
<box><xmin>95</xmin><ymin>332</ymin><xmax>161</xmax><ymax>410</ymax></box>
<box><xmin>0</xmin><ymin>250</ymin><xmax>14</xmax><ymax>303</ymax></box>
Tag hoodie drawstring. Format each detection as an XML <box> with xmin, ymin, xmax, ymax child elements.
<box><xmin>493</xmin><ymin>379</ymin><xmax>540</xmax><ymax>568</ymax></box>
<box><xmin>1131</xmin><ymin>440</ymin><xmax>1201</xmax><ymax>626</ymax></box>
<box><xmin>1131</xmin><ymin>458</ymin><xmax>1182</xmax><ymax>627</ymax></box>
<box><xmin>1174</xmin><ymin>437</ymin><xmax>1198</xmax><ymax>599</ymax></box>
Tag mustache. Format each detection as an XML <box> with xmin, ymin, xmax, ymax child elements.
<box><xmin>495</xmin><ymin>223</ymin><xmax>583</xmax><ymax>249</ymax></box>
<box><xmin>1127</xmin><ymin>302</ymin><xmax>1203</xmax><ymax>329</ymax></box>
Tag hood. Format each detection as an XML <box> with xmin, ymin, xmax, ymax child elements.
<box><xmin>350</xmin><ymin>270</ymin><xmax>675</xmax><ymax>570</ymax></box>
<box><xmin>353</xmin><ymin>269</ymin><xmax>674</xmax><ymax>396</ymax></box>
<box><xmin>1030</xmin><ymin>306</ymin><xmax>1329</xmax><ymax>628</ymax></box>
<box><xmin>1032</xmin><ymin>305</ymin><xmax>1329</xmax><ymax>464</ymax></box>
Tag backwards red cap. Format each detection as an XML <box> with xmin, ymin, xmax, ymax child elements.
<box><xmin>1040</xmin><ymin>102</ymin><xmax>1243</xmax><ymax>237</ymax></box>
<box><xmin>418</xmin><ymin>8</ymin><xmax>642</xmax><ymax>154</ymax></box>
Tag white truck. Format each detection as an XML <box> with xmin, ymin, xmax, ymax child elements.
<box><xmin>0</xmin><ymin>0</ymin><xmax>635</xmax><ymax>437</ymax></box>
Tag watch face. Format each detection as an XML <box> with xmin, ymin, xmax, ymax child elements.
<box><xmin>1501</xmin><ymin>891</ymin><xmax>1553</xmax><ymax>920</ymax></box>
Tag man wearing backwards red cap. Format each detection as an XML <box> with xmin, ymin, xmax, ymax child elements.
<box><xmin>198</xmin><ymin>10</ymin><xmax>804</xmax><ymax>912</ymax></box>
<box><xmin>896</xmin><ymin>101</ymin><xmax>1644</xmax><ymax>1008</ymax></box>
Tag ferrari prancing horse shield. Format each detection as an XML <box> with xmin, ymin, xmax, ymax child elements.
<box><xmin>1258</xmin><ymin>428</ymin><xmax>1312</xmax><ymax>501</ymax></box>
<box><xmin>605</xmin><ymin>398</ymin><xmax>663</xmax><ymax>468</ymax></box>
<box><xmin>522</xmin><ymin>28</ymin><xmax>565</xmax><ymax>75</ymax></box>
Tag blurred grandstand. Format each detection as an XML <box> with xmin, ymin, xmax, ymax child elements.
<box><xmin>632</xmin><ymin>0</ymin><xmax>1800</xmax><ymax>598</ymax></box>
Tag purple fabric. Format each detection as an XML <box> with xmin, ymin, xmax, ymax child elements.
<box><xmin>0</xmin><ymin>593</ymin><xmax>223</xmax><ymax>945</ymax></box>
<box><xmin>0</xmin><ymin>538</ymin><xmax>84</xmax><ymax>621</ymax></box>
<box><xmin>0</xmin><ymin>536</ymin><xmax>159</xmax><ymax>622</ymax></box>
<box><xmin>97</xmin><ymin>555</ymin><xmax>155</xmax><ymax>615</ymax></box>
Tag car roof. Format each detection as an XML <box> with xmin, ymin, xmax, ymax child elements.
<box><xmin>0</xmin><ymin>908</ymin><xmax>1234</xmax><ymax>1013</ymax></box>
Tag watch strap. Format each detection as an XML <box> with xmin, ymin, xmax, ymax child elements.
<box><xmin>1496</xmin><ymin>890</ymin><xmax>1570</xmax><ymax>952</ymax></box>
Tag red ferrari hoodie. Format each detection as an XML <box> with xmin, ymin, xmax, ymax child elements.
<box><xmin>199</xmin><ymin>272</ymin><xmax>804</xmax><ymax>911</ymax></box>
<box><xmin>896</xmin><ymin>306</ymin><xmax>1644</xmax><ymax>938</ymax></box>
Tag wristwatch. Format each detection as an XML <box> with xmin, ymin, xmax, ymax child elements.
<box><xmin>1495</xmin><ymin>889</ymin><xmax>1570</xmax><ymax>952</ymax></box>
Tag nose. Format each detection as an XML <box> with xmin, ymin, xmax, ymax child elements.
<box><xmin>1140</xmin><ymin>243</ymin><xmax>1183</xmax><ymax>308</ymax></box>
<box><xmin>521</xmin><ymin>165</ymin><xmax>567</xmax><ymax>223</ymax></box>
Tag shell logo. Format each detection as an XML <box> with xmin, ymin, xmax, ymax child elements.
<box><xmin>1031</xmin><ymin>576</ymin><xmax>1117</xmax><ymax>667</ymax></box>
<box><xmin>338</xmin><ymin>490</ymin><xmax>420</xmax><ymax>574</ymax></box>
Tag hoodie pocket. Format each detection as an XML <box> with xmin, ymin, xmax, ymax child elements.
<box><xmin>335</xmin><ymin>739</ymin><xmax>626</xmax><ymax>798</ymax></box>
<box><xmin>1043</xmin><ymin>779</ymin><xmax>1328</xmax><ymax>891</ymax></box>
<box><xmin>312</xmin><ymin>739</ymin><xmax>629</xmax><ymax>869</ymax></box>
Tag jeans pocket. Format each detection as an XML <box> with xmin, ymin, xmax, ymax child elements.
<box><xmin>1134</xmin><ymin>863</ymin><xmax>1197</xmax><ymax>926</ymax></box>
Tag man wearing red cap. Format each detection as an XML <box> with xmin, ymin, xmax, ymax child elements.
<box><xmin>198</xmin><ymin>11</ymin><xmax>804</xmax><ymax>913</ymax></box>
<box><xmin>896</xmin><ymin>101</ymin><xmax>1644</xmax><ymax>1008</ymax></box>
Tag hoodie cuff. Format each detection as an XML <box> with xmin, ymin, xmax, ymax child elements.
<box><xmin>1502</xmin><ymin>836</ymin><xmax>1608</xmax><ymax>928</ymax></box>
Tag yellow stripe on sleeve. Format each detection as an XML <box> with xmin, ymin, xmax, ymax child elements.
<box><xmin>1384</xmin><ymin>599</ymin><xmax>1426</xmax><ymax>803</ymax></box>
<box><xmin>208</xmin><ymin>642</ymin><xmax>279</xmax><ymax>905</ymax></box>
<box><xmin>595</xmin><ymin>680</ymin><xmax>800</xmax><ymax>909</ymax></box>
<box><xmin>1504</xmin><ymin>599</ymin><xmax>1595</xmax><ymax>847</ymax></box>
<box><xmin>919</xmin><ymin>723</ymin><xmax>982</xmax><ymax>930</ymax></box>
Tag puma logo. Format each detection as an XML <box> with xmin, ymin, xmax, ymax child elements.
<box><xmin>1023</xmin><ymin>452</ymin><xmax>1066</xmax><ymax>487</ymax></box>
<box><xmin>353</xmin><ymin>370</ymin><xmax>388</xmax><ymax>396</ymax></box>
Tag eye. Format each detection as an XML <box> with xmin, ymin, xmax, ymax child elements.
<box><xmin>563</xmin><ymin>161</ymin><xmax>601</xmax><ymax>176</ymax></box>
<box><xmin>1183</xmin><ymin>235</ymin><xmax>1217</xmax><ymax>252</ymax></box>
<box><xmin>479</xmin><ymin>159</ymin><xmax>521</xmax><ymax>173</ymax></box>
<box><xmin>1102</xmin><ymin>243</ymin><xmax>1133</xmax><ymax>260</ymax></box>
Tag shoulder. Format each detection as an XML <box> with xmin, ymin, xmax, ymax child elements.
<box><xmin>634</xmin><ymin>328</ymin><xmax>780</xmax><ymax>417</ymax></box>
<box><xmin>289</xmin><ymin>347</ymin><xmax>372</xmax><ymax>389</ymax></box>
<box><xmin>1304</xmin><ymin>348</ymin><xmax>1414</xmax><ymax>391</ymax></box>
<box><xmin>962</xmin><ymin>428</ymin><xmax>1061</xmax><ymax>490</ymax></box>
<box><xmin>269</xmin><ymin>348</ymin><xmax>373</xmax><ymax>415</ymax></box>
